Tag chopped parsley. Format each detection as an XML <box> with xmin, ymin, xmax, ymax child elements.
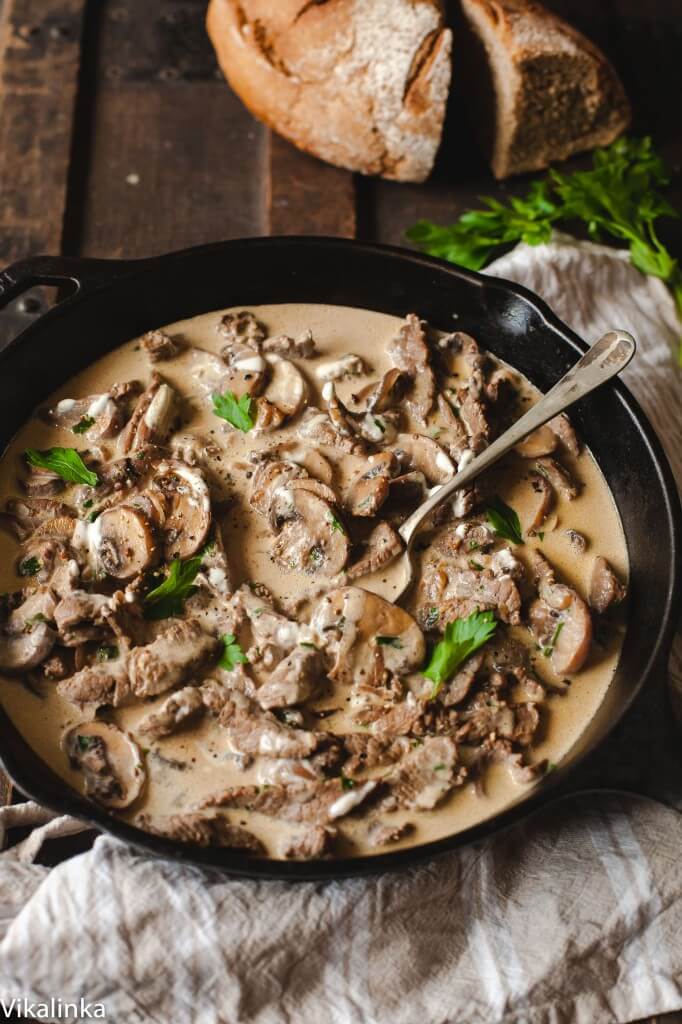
<box><xmin>486</xmin><ymin>497</ymin><xmax>523</xmax><ymax>545</ymax></box>
<box><xmin>143</xmin><ymin>553</ymin><xmax>204</xmax><ymax>620</ymax></box>
<box><xmin>76</xmin><ymin>735</ymin><xmax>95</xmax><ymax>752</ymax></box>
<box><xmin>423</xmin><ymin>610</ymin><xmax>498</xmax><ymax>698</ymax></box>
<box><xmin>537</xmin><ymin>531</ymin><xmax>545</xmax><ymax>541</ymax></box>
<box><xmin>96</xmin><ymin>644</ymin><xmax>119</xmax><ymax>661</ymax></box>
<box><xmin>219</xmin><ymin>633</ymin><xmax>249</xmax><ymax>670</ymax></box>
<box><xmin>72</xmin><ymin>415</ymin><xmax>95</xmax><ymax>435</ymax></box>
<box><xmin>18</xmin><ymin>556</ymin><xmax>41</xmax><ymax>577</ymax></box>
<box><xmin>340</xmin><ymin>775</ymin><xmax>355</xmax><ymax>791</ymax></box>
<box><xmin>376</xmin><ymin>635</ymin><xmax>403</xmax><ymax>648</ymax></box>
<box><xmin>423</xmin><ymin>606</ymin><xmax>440</xmax><ymax>630</ymax></box>
<box><xmin>373</xmin><ymin>417</ymin><xmax>386</xmax><ymax>434</ymax></box>
<box><xmin>541</xmin><ymin>621</ymin><xmax>564</xmax><ymax>658</ymax></box>
<box><xmin>25</xmin><ymin>446</ymin><xmax>98</xmax><ymax>487</ymax></box>
<box><xmin>469</xmin><ymin>559</ymin><xmax>484</xmax><ymax>571</ymax></box>
<box><xmin>82</xmin><ymin>498</ymin><xmax>93</xmax><ymax>510</ymax></box>
<box><xmin>211</xmin><ymin>390</ymin><xmax>254</xmax><ymax>432</ymax></box>
<box><xmin>328</xmin><ymin>512</ymin><xmax>345</xmax><ymax>534</ymax></box>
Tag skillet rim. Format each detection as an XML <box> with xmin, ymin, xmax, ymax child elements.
<box><xmin>0</xmin><ymin>235</ymin><xmax>679</xmax><ymax>880</ymax></box>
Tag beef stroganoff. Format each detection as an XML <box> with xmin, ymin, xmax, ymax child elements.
<box><xmin>0</xmin><ymin>304</ymin><xmax>628</xmax><ymax>860</ymax></box>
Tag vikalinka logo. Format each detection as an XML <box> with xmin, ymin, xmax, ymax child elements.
<box><xmin>1</xmin><ymin>996</ymin><xmax>106</xmax><ymax>1019</ymax></box>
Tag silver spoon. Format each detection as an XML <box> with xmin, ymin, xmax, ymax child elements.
<box><xmin>360</xmin><ymin>330</ymin><xmax>636</xmax><ymax>603</ymax></box>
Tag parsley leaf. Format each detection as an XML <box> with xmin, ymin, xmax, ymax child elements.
<box><xmin>18</xmin><ymin>556</ymin><xmax>41</xmax><ymax>577</ymax></box>
<box><xmin>541</xmin><ymin>621</ymin><xmax>564</xmax><ymax>658</ymax></box>
<box><xmin>328</xmin><ymin>512</ymin><xmax>345</xmax><ymax>534</ymax></box>
<box><xmin>407</xmin><ymin>137</ymin><xmax>682</xmax><ymax>364</ymax></box>
<box><xmin>423</xmin><ymin>610</ymin><xmax>498</xmax><ymax>697</ymax></box>
<box><xmin>376</xmin><ymin>635</ymin><xmax>403</xmax><ymax>648</ymax></box>
<box><xmin>96</xmin><ymin>644</ymin><xmax>119</xmax><ymax>661</ymax></box>
<box><xmin>219</xmin><ymin>633</ymin><xmax>249</xmax><ymax>670</ymax></box>
<box><xmin>143</xmin><ymin>554</ymin><xmax>204</xmax><ymax>620</ymax></box>
<box><xmin>340</xmin><ymin>775</ymin><xmax>355</xmax><ymax>791</ymax></box>
<box><xmin>212</xmin><ymin>390</ymin><xmax>254</xmax><ymax>432</ymax></box>
<box><xmin>25</xmin><ymin>447</ymin><xmax>98</xmax><ymax>487</ymax></box>
<box><xmin>486</xmin><ymin>497</ymin><xmax>523</xmax><ymax>545</ymax></box>
<box><xmin>72</xmin><ymin>416</ymin><xmax>95</xmax><ymax>435</ymax></box>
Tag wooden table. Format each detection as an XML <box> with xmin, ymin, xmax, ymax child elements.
<box><xmin>0</xmin><ymin>2</ymin><xmax>680</xmax><ymax>1019</ymax></box>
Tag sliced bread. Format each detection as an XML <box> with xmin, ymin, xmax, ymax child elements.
<box><xmin>456</xmin><ymin>0</ymin><xmax>630</xmax><ymax>178</ymax></box>
<box><xmin>206</xmin><ymin>0</ymin><xmax>452</xmax><ymax>183</ymax></box>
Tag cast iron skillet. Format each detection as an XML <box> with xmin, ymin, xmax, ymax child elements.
<box><xmin>0</xmin><ymin>237</ymin><xmax>679</xmax><ymax>880</ymax></box>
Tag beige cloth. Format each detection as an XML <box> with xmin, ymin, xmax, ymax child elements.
<box><xmin>0</xmin><ymin>234</ymin><xmax>681</xmax><ymax>1024</ymax></box>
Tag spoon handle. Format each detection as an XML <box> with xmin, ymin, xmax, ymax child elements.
<box><xmin>399</xmin><ymin>329</ymin><xmax>636</xmax><ymax>546</ymax></box>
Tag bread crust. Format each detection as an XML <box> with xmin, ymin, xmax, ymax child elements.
<box><xmin>206</xmin><ymin>0</ymin><xmax>452</xmax><ymax>183</ymax></box>
<box><xmin>459</xmin><ymin>0</ymin><xmax>630</xmax><ymax>178</ymax></box>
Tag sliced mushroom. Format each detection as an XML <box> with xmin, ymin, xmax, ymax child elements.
<box><xmin>529</xmin><ymin>551</ymin><xmax>593</xmax><ymax>675</ymax></box>
<box><xmin>119</xmin><ymin>373</ymin><xmax>176</xmax><ymax>454</ymax></box>
<box><xmin>589</xmin><ymin>556</ymin><xmax>627</xmax><ymax>613</ymax></box>
<box><xmin>515</xmin><ymin>424</ymin><xmax>558</xmax><ymax>458</ymax></box>
<box><xmin>346</xmin><ymin>522</ymin><xmax>403</xmax><ymax>581</ymax></box>
<box><xmin>310</xmin><ymin>586</ymin><xmax>425</xmax><ymax>686</ymax></box>
<box><xmin>346</xmin><ymin>452</ymin><xmax>397</xmax><ymax>517</ymax></box>
<box><xmin>391</xmin><ymin>433</ymin><xmax>454</xmax><ymax>486</ymax></box>
<box><xmin>151</xmin><ymin>460</ymin><xmax>212</xmax><ymax>559</ymax></box>
<box><xmin>535</xmin><ymin>457</ymin><xmax>579</xmax><ymax>500</ymax></box>
<box><xmin>255</xmin><ymin>355</ymin><xmax>307</xmax><ymax>427</ymax></box>
<box><xmin>528</xmin><ymin>470</ymin><xmax>553</xmax><ymax>533</ymax></box>
<box><xmin>387</xmin><ymin>471</ymin><xmax>428</xmax><ymax>506</ymax></box>
<box><xmin>271</xmin><ymin>443</ymin><xmax>334</xmax><ymax>486</ymax></box>
<box><xmin>250</xmin><ymin>458</ymin><xmax>307</xmax><ymax>517</ymax></box>
<box><xmin>95</xmin><ymin>505</ymin><xmax>157</xmax><ymax>579</ymax></box>
<box><xmin>297</xmin><ymin>406</ymin><xmax>367</xmax><ymax>456</ymax></box>
<box><xmin>351</xmin><ymin>368</ymin><xmax>407</xmax><ymax>413</ymax></box>
<box><xmin>547</xmin><ymin>413</ymin><xmax>580</xmax><ymax>457</ymax></box>
<box><xmin>23</xmin><ymin>467</ymin><xmax>65</xmax><ymax>498</ymax></box>
<box><xmin>315</xmin><ymin>353</ymin><xmax>366</xmax><ymax>383</ymax></box>
<box><xmin>44</xmin><ymin>384</ymin><xmax>141</xmax><ymax>440</ymax></box>
<box><xmin>0</xmin><ymin>619</ymin><xmax>56</xmax><ymax>672</ymax></box>
<box><xmin>273</xmin><ymin>489</ymin><xmax>350</xmax><ymax>577</ymax></box>
<box><xmin>269</xmin><ymin>478</ymin><xmax>338</xmax><ymax>530</ymax></box>
<box><xmin>62</xmin><ymin>721</ymin><xmax>145</xmax><ymax>809</ymax></box>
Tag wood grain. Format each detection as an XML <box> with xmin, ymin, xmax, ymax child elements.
<box><xmin>266</xmin><ymin>131</ymin><xmax>356</xmax><ymax>238</ymax></box>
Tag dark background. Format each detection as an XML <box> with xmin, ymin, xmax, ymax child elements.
<box><xmin>0</xmin><ymin>3</ymin><xmax>680</xmax><ymax>1019</ymax></box>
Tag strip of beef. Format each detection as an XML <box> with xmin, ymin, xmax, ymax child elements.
<box><xmin>57</xmin><ymin>645</ymin><xmax>131</xmax><ymax>708</ymax></box>
<box><xmin>119</xmin><ymin>373</ymin><xmax>176</xmax><ymax>453</ymax></box>
<box><xmin>5</xmin><ymin>497</ymin><xmax>74</xmax><ymax>541</ymax></box>
<box><xmin>379</xmin><ymin>737</ymin><xmax>465</xmax><ymax>812</ymax></box>
<box><xmin>279</xmin><ymin>826</ymin><xmax>336</xmax><ymax>860</ymax></box>
<box><xmin>44</xmin><ymin>383</ymin><xmax>142</xmax><ymax>440</ymax></box>
<box><xmin>342</xmin><ymin>733</ymin><xmax>411</xmax><ymax>775</ymax></box>
<box><xmin>528</xmin><ymin>551</ymin><xmax>592</xmax><ymax>675</ymax></box>
<box><xmin>217</xmin><ymin>310</ymin><xmax>266</xmax><ymax>351</ymax></box>
<box><xmin>589</xmin><ymin>556</ymin><xmax>627</xmax><ymax>613</ymax></box>
<box><xmin>547</xmin><ymin>413</ymin><xmax>580</xmax><ymax>457</ymax></box>
<box><xmin>53</xmin><ymin>591</ymin><xmax>111</xmax><ymax>646</ymax></box>
<box><xmin>141</xmin><ymin>330</ymin><xmax>182</xmax><ymax>363</ymax></box>
<box><xmin>476</xmin><ymin>737</ymin><xmax>547</xmax><ymax>786</ymax></box>
<box><xmin>366</xmin><ymin>820</ymin><xmax>414</xmax><ymax>848</ymax></box>
<box><xmin>138</xmin><ymin>686</ymin><xmax>205</xmax><ymax>739</ymax></box>
<box><xmin>200</xmin><ymin>777</ymin><xmax>377</xmax><ymax>825</ymax></box>
<box><xmin>535</xmin><ymin>457</ymin><xmax>579</xmax><ymax>500</ymax></box>
<box><xmin>440</xmin><ymin>651</ymin><xmax>484</xmax><ymax>707</ymax></box>
<box><xmin>416</xmin><ymin>561</ymin><xmax>522</xmax><ymax>630</ymax></box>
<box><xmin>23</xmin><ymin>466</ymin><xmax>65</xmax><ymax>498</ymax></box>
<box><xmin>255</xmin><ymin>646</ymin><xmax>323</xmax><ymax>709</ymax></box>
<box><xmin>437</xmin><ymin>394</ymin><xmax>471</xmax><ymax>465</ymax></box>
<box><xmin>219</xmin><ymin>690</ymin><xmax>321</xmax><ymax>759</ymax></box>
<box><xmin>369</xmin><ymin>697</ymin><xmax>423</xmax><ymax>742</ymax></box>
<box><xmin>263</xmin><ymin>328</ymin><xmax>317</xmax><ymax>359</ymax></box>
<box><xmin>137</xmin><ymin>812</ymin><xmax>264</xmax><ymax>852</ymax></box>
<box><xmin>346</xmin><ymin>522</ymin><xmax>403</xmax><ymax>582</ymax></box>
<box><xmin>128</xmin><ymin>619</ymin><xmax>220</xmax><ymax>698</ymax></box>
<box><xmin>386</xmin><ymin>314</ymin><xmax>435</xmax><ymax>422</ymax></box>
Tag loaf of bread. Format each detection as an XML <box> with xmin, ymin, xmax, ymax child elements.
<box><xmin>206</xmin><ymin>0</ymin><xmax>452</xmax><ymax>183</ymax></box>
<box><xmin>456</xmin><ymin>0</ymin><xmax>630</xmax><ymax>178</ymax></box>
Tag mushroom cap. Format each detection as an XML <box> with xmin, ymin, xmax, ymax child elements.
<box><xmin>351</xmin><ymin>368</ymin><xmax>408</xmax><ymax>413</ymax></box>
<box><xmin>0</xmin><ymin>621</ymin><xmax>56</xmax><ymax>673</ymax></box>
<box><xmin>250</xmin><ymin>458</ymin><xmax>307</xmax><ymax>517</ymax></box>
<box><xmin>153</xmin><ymin>460</ymin><xmax>212</xmax><ymax>560</ymax></box>
<box><xmin>311</xmin><ymin>586</ymin><xmax>425</xmax><ymax>685</ymax></box>
<box><xmin>392</xmin><ymin>433</ymin><xmax>454</xmax><ymax>485</ymax></box>
<box><xmin>96</xmin><ymin>505</ymin><xmax>158</xmax><ymax>579</ymax></box>
<box><xmin>62</xmin><ymin>721</ymin><xmax>146</xmax><ymax>809</ymax></box>
<box><xmin>514</xmin><ymin>425</ymin><xmax>558</xmax><ymax>458</ymax></box>
<box><xmin>273</xmin><ymin>488</ymin><xmax>350</xmax><ymax>577</ymax></box>
<box><xmin>271</xmin><ymin>443</ymin><xmax>334</xmax><ymax>485</ymax></box>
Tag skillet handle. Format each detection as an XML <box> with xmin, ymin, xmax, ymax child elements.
<box><xmin>0</xmin><ymin>254</ymin><xmax>141</xmax><ymax>309</ymax></box>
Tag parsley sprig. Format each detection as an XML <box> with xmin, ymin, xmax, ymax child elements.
<box><xmin>219</xmin><ymin>633</ymin><xmax>249</xmax><ymax>670</ymax></box>
<box><xmin>25</xmin><ymin>447</ymin><xmax>98</xmax><ymax>487</ymax></box>
<box><xmin>212</xmin><ymin>390</ymin><xmax>255</xmax><ymax>432</ymax></box>
<box><xmin>486</xmin><ymin>497</ymin><xmax>523</xmax><ymax>545</ymax></box>
<box><xmin>143</xmin><ymin>554</ymin><xmax>204</xmax><ymax>620</ymax></box>
<box><xmin>423</xmin><ymin>610</ymin><xmax>498</xmax><ymax>698</ymax></box>
<box><xmin>407</xmin><ymin>137</ymin><xmax>682</xmax><ymax>363</ymax></box>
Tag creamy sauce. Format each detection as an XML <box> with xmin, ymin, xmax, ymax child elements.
<box><xmin>0</xmin><ymin>304</ymin><xmax>628</xmax><ymax>858</ymax></box>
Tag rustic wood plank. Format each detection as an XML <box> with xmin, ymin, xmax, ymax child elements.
<box><xmin>67</xmin><ymin>0</ymin><xmax>266</xmax><ymax>258</ymax></box>
<box><xmin>0</xmin><ymin>0</ymin><xmax>86</xmax><ymax>816</ymax></box>
<box><xmin>266</xmin><ymin>130</ymin><xmax>356</xmax><ymax>237</ymax></box>
<box><xmin>0</xmin><ymin>0</ymin><xmax>86</xmax><ymax>262</ymax></box>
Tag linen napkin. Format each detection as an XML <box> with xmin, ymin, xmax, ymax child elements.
<box><xmin>1</xmin><ymin>234</ymin><xmax>681</xmax><ymax>1024</ymax></box>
